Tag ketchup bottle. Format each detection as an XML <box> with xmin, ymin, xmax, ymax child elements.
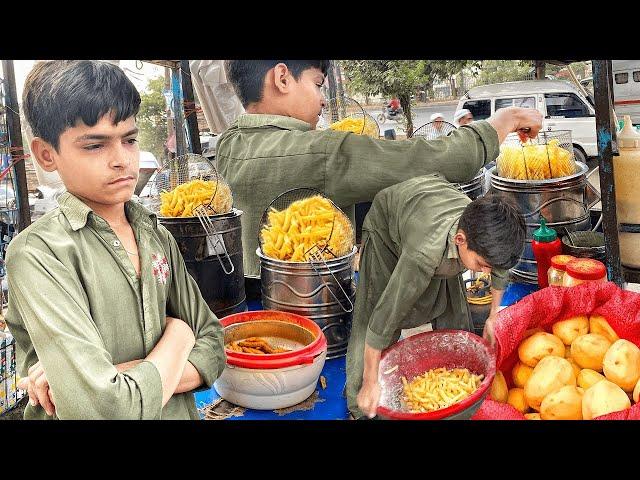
<box><xmin>532</xmin><ymin>217</ymin><xmax>562</xmax><ymax>288</ymax></box>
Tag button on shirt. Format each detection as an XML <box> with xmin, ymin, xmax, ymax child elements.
<box><xmin>5</xmin><ymin>192</ymin><xmax>226</xmax><ymax>420</ymax></box>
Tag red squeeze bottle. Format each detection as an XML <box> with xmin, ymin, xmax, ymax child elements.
<box><xmin>531</xmin><ymin>217</ymin><xmax>562</xmax><ymax>288</ymax></box>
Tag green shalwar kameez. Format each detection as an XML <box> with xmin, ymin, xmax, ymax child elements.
<box><xmin>345</xmin><ymin>174</ymin><xmax>509</xmax><ymax>418</ymax></box>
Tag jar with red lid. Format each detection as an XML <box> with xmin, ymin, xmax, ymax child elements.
<box><xmin>547</xmin><ymin>254</ymin><xmax>576</xmax><ymax>286</ymax></box>
<box><xmin>562</xmin><ymin>258</ymin><xmax>608</xmax><ymax>287</ymax></box>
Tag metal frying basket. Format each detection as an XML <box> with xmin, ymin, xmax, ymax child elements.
<box><xmin>317</xmin><ymin>96</ymin><xmax>379</xmax><ymax>138</ymax></box>
<box><xmin>410</xmin><ymin>120</ymin><xmax>457</xmax><ymax>139</ymax></box>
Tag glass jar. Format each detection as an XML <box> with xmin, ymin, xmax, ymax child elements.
<box><xmin>562</xmin><ymin>258</ymin><xmax>608</xmax><ymax>287</ymax></box>
<box><xmin>547</xmin><ymin>255</ymin><xmax>576</xmax><ymax>286</ymax></box>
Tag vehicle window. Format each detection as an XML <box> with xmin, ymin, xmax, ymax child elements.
<box><xmin>495</xmin><ymin>97</ymin><xmax>536</xmax><ymax>110</ymax></box>
<box><xmin>615</xmin><ymin>73</ymin><xmax>629</xmax><ymax>84</ymax></box>
<box><xmin>462</xmin><ymin>100</ymin><xmax>491</xmax><ymax>120</ymax></box>
<box><xmin>634</xmin><ymin>71</ymin><xmax>640</xmax><ymax>82</ymax></box>
<box><xmin>545</xmin><ymin>93</ymin><xmax>590</xmax><ymax>118</ymax></box>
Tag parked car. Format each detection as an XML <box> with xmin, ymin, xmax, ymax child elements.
<box><xmin>457</xmin><ymin>79</ymin><xmax>597</xmax><ymax>164</ymax></box>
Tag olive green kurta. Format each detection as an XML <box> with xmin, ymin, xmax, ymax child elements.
<box><xmin>345</xmin><ymin>174</ymin><xmax>509</xmax><ymax>418</ymax></box>
<box><xmin>5</xmin><ymin>192</ymin><xmax>226</xmax><ymax>420</ymax></box>
<box><xmin>216</xmin><ymin>114</ymin><xmax>500</xmax><ymax>278</ymax></box>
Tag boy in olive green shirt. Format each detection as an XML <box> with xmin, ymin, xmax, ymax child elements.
<box><xmin>218</xmin><ymin>60</ymin><xmax>543</xmax><ymax>278</ymax></box>
<box><xmin>347</xmin><ymin>175</ymin><xmax>526</xmax><ymax>419</ymax></box>
<box><xmin>5</xmin><ymin>60</ymin><xmax>225</xmax><ymax>419</ymax></box>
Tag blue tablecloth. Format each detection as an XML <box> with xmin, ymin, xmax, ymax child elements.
<box><xmin>195</xmin><ymin>280</ymin><xmax>539</xmax><ymax>419</ymax></box>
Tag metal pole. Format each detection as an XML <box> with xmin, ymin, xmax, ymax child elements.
<box><xmin>171</xmin><ymin>67</ymin><xmax>186</xmax><ymax>158</ymax></box>
<box><xmin>592</xmin><ymin>60</ymin><xmax>623</xmax><ymax>287</ymax></box>
<box><xmin>1</xmin><ymin>60</ymin><xmax>31</xmax><ymax>232</ymax></box>
<box><xmin>180</xmin><ymin>60</ymin><xmax>202</xmax><ymax>155</ymax></box>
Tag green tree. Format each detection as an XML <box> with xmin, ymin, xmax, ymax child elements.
<box><xmin>340</xmin><ymin>60</ymin><xmax>476</xmax><ymax>136</ymax></box>
<box><xmin>475</xmin><ymin>60</ymin><xmax>534</xmax><ymax>86</ymax></box>
<box><xmin>137</xmin><ymin>76</ymin><xmax>168</xmax><ymax>163</ymax></box>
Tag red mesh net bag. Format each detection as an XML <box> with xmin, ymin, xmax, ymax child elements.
<box><xmin>472</xmin><ymin>281</ymin><xmax>640</xmax><ymax>420</ymax></box>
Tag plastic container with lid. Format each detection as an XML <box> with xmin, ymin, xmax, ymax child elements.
<box><xmin>532</xmin><ymin>217</ymin><xmax>563</xmax><ymax>288</ymax></box>
<box><xmin>562</xmin><ymin>258</ymin><xmax>608</xmax><ymax>287</ymax></box>
<box><xmin>547</xmin><ymin>254</ymin><xmax>576</xmax><ymax>286</ymax></box>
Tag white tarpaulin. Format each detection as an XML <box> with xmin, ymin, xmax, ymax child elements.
<box><xmin>189</xmin><ymin>60</ymin><xmax>244</xmax><ymax>135</ymax></box>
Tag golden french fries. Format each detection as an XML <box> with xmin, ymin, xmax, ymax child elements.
<box><xmin>496</xmin><ymin>138</ymin><xmax>577</xmax><ymax>180</ymax></box>
<box><xmin>260</xmin><ymin>195</ymin><xmax>353</xmax><ymax>262</ymax></box>
<box><xmin>329</xmin><ymin>116</ymin><xmax>378</xmax><ymax>138</ymax></box>
<box><xmin>159</xmin><ymin>179</ymin><xmax>232</xmax><ymax>217</ymax></box>
<box><xmin>401</xmin><ymin>367</ymin><xmax>484</xmax><ymax>413</ymax></box>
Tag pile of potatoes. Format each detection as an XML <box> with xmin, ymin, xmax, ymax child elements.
<box><xmin>489</xmin><ymin>314</ymin><xmax>640</xmax><ymax>420</ymax></box>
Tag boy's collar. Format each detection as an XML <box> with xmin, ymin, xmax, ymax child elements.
<box><xmin>236</xmin><ymin>113</ymin><xmax>312</xmax><ymax>132</ymax></box>
<box><xmin>57</xmin><ymin>191</ymin><xmax>158</xmax><ymax>231</ymax></box>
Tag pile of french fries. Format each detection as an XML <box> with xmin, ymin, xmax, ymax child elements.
<box><xmin>401</xmin><ymin>367</ymin><xmax>484</xmax><ymax>413</ymax></box>
<box><xmin>329</xmin><ymin>116</ymin><xmax>378</xmax><ymax>138</ymax></box>
<box><xmin>159</xmin><ymin>179</ymin><xmax>232</xmax><ymax>217</ymax></box>
<box><xmin>260</xmin><ymin>195</ymin><xmax>353</xmax><ymax>262</ymax></box>
<box><xmin>497</xmin><ymin>139</ymin><xmax>577</xmax><ymax>180</ymax></box>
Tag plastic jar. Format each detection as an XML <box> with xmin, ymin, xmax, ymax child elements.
<box><xmin>562</xmin><ymin>258</ymin><xmax>608</xmax><ymax>287</ymax></box>
<box><xmin>547</xmin><ymin>255</ymin><xmax>576</xmax><ymax>286</ymax></box>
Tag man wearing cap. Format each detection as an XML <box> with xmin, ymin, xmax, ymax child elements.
<box><xmin>430</xmin><ymin>112</ymin><xmax>448</xmax><ymax>138</ymax></box>
<box><xmin>454</xmin><ymin>109</ymin><xmax>474</xmax><ymax>127</ymax></box>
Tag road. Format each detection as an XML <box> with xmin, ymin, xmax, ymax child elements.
<box><xmin>363</xmin><ymin>103</ymin><xmax>458</xmax><ymax>135</ymax></box>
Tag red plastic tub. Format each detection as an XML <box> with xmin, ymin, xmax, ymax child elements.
<box><xmin>376</xmin><ymin>330</ymin><xmax>496</xmax><ymax>420</ymax></box>
<box><xmin>221</xmin><ymin>310</ymin><xmax>327</xmax><ymax>370</ymax></box>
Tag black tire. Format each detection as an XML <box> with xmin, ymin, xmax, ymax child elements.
<box><xmin>573</xmin><ymin>145</ymin><xmax>587</xmax><ymax>165</ymax></box>
<box><xmin>377</xmin><ymin>113</ymin><xmax>386</xmax><ymax>125</ymax></box>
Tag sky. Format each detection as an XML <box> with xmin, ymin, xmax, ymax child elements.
<box><xmin>9</xmin><ymin>60</ymin><xmax>165</xmax><ymax>99</ymax></box>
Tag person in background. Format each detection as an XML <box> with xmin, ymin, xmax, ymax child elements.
<box><xmin>388</xmin><ymin>97</ymin><xmax>401</xmax><ymax>112</ymax></box>
<box><xmin>454</xmin><ymin>108</ymin><xmax>474</xmax><ymax>127</ymax></box>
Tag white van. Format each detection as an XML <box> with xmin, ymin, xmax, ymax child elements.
<box><xmin>580</xmin><ymin>60</ymin><xmax>640</xmax><ymax>125</ymax></box>
<box><xmin>456</xmin><ymin>79</ymin><xmax>596</xmax><ymax>163</ymax></box>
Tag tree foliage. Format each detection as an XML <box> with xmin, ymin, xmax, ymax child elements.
<box><xmin>137</xmin><ymin>76</ymin><xmax>168</xmax><ymax>163</ymax></box>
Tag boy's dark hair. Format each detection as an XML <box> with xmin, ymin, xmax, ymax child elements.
<box><xmin>22</xmin><ymin>60</ymin><xmax>141</xmax><ymax>151</ymax></box>
<box><xmin>224</xmin><ymin>60</ymin><xmax>330</xmax><ymax>107</ymax></box>
<box><xmin>458</xmin><ymin>194</ymin><xmax>526</xmax><ymax>270</ymax></box>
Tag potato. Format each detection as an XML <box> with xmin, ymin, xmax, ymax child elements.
<box><xmin>540</xmin><ymin>385</ymin><xmax>583</xmax><ymax>420</ymax></box>
<box><xmin>589</xmin><ymin>315</ymin><xmax>619</xmax><ymax>343</ymax></box>
<box><xmin>507</xmin><ymin>388</ymin><xmax>528</xmax><ymax>413</ymax></box>
<box><xmin>552</xmin><ymin>316</ymin><xmax>589</xmax><ymax>345</ymax></box>
<box><xmin>489</xmin><ymin>371</ymin><xmax>508</xmax><ymax>403</ymax></box>
<box><xmin>518</xmin><ymin>332</ymin><xmax>566</xmax><ymax>368</ymax></box>
<box><xmin>512</xmin><ymin>362</ymin><xmax>534</xmax><ymax>389</ymax></box>
<box><xmin>633</xmin><ymin>378</ymin><xmax>640</xmax><ymax>403</ymax></box>
<box><xmin>568</xmin><ymin>358</ymin><xmax>582</xmax><ymax>378</ymax></box>
<box><xmin>571</xmin><ymin>334</ymin><xmax>612</xmax><ymax>372</ymax></box>
<box><xmin>524</xmin><ymin>413</ymin><xmax>541</xmax><ymax>420</ymax></box>
<box><xmin>602</xmin><ymin>339</ymin><xmax>640</xmax><ymax>392</ymax></box>
<box><xmin>577</xmin><ymin>369</ymin><xmax>606</xmax><ymax>390</ymax></box>
<box><xmin>524</xmin><ymin>356</ymin><xmax>576</xmax><ymax>411</ymax></box>
<box><xmin>582</xmin><ymin>380</ymin><xmax>631</xmax><ymax>419</ymax></box>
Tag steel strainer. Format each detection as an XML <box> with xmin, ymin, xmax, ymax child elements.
<box><xmin>258</xmin><ymin>187</ymin><xmax>355</xmax><ymax>312</ymax></box>
<box><xmin>410</xmin><ymin>120</ymin><xmax>457</xmax><ymax>139</ymax></box>
<box><xmin>150</xmin><ymin>153</ymin><xmax>235</xmax><ymax>274</ymax></box>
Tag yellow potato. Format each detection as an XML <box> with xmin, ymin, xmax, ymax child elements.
<box><xmin>577</xmin><ymin>369</ymin><xmax>606</xmax><ymax>390</ymax></box>
<box><xmin>602</xmin><ymin>339</ymin><xmax>640</xmax><ymax>392</ymax></box>
<box><xmin>512</xmin><ymin>362</ymin><xmax>534</xmax><ymax>389</ymax></box>
<box><xmin>518</xmin><ymin>332</ymin><xmax>566</xmax><ymax>367</ymax></box>
<box><xmin>589</xmin><ymin>315</ymin><xmax>619</xmax><ymax>343</ymax></box>
<box><xmin>571</xmin><ymin>334</ymin><xmax>612</xmax><ymax>372</ymax></box>
<box><xmin>568</xmin><ymin>358</ymin><xmax>582</xmax><ymax>378</ymax></box>
<box><xmin>633</xmin><ymin>378</ymin><xmax>640</xmax><ymax>403</ymax></box>
<box><xmin>540</xmin><ymin>385</ymin><xmax>583</xmax><ymax>420</ymax></box>
<box><xmin>582</xmin><ymin>380</ymin><xmax>631</xmax><ymax>420</ymax></box>
<box><xmin>524</xmin><ymin>413</ymin><xmax>541</xmax><ymax>420</ymax></box>
<box><xmin>490</xmin><ymin>371</ymin><xmax>509</xmax><ymax>403</ymax></box>
<box><xmin>507</xmin><ymin>388</ymin><xmax>529</xmax><ymax>414</ymax></box>
<box><xmin>552</xmin><ymin>316</ymin><xmax>589</xmax><ymax>346</ymax></box>
<box><xmin>524</xmin><ymin>356</ymin><xmax>576</xmax><ymax>411</ymax></box>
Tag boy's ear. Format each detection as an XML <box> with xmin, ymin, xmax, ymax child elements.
<box><xmin>272</xmin><ymin>63</ymin><xmax>293</xmax><ymax>94</ymax></box>
<box><xmin>454</xmin><ymin>230</ymin><xmax>467</xmax><ymax>246</ymax></box>
<box><xmin>30</xmin><ymin>137</ymin><xmax>59</xmax><ymax>173</ymax></box>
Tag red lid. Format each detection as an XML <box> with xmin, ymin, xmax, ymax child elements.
<box><xmin>551</xmin><ymin>255</ymin><xmax>576</xmax><ymax>271</ymax></box>
<box><xmin>565</xmin><ymin>258</ymin><xmax>607</xmax><ymax>281</ymax></box>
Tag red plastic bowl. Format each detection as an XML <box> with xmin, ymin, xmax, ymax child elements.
<box><xmin>376</xmin><ymin>329</ymin><xmax>496</xmax><ymax>420</ymax></box>
<box><xmin>221</xmin><ymin>310</ymin><xmax>327</xmax><ymax>370</ymax></box>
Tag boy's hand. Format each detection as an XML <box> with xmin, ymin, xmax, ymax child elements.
<box><xmin>483</xmin><ymin>314</ymin><xmax>497</xmax><ymax>347</ymax></box>
<box><xmin>487</xmin><ymin>107</ymin><xmax>543</xmax><ymax>144</ymax></box>
<box><xmin>357</xmin><ymin>379</ymin><xmax>381</xmax><ymax>419</ymax></box>
<box><xmin>18</xmin><ymin>361</ymin><xmax>56</xmax><ymax>416</ymax></box>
